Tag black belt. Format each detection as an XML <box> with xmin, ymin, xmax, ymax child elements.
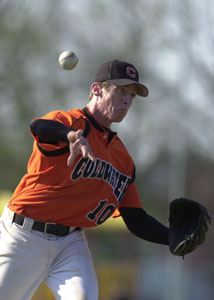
<box><xmin>12</xmin><ymin>213</ymin><xmax>80</xmax><ymax>237</ymax></box>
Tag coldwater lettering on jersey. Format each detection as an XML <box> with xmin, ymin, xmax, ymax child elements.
<box><xmin>71</xmin><ymin>157</ymin><xmax>131</xmax><ymax>203</ymax></box>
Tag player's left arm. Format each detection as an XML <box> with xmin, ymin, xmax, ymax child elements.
<box><xmin>120</xmin><ymin>206</ymin><xmax>169</xmax><ymax>245</ymax></box>
<box><xmin>119</xmin><ymin>180</ymin><xmax>169</xmax><ymax>245</ymax></box>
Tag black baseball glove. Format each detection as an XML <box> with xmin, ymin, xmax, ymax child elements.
<box><xmin>168</xmin><ymin>198</ymin><xmax>211</xmax><ymax>257</ymax></box>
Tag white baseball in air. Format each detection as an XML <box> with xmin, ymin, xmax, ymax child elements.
<box><xmin>58</xmin><ymin>51</ymin><xmax>78</xmax><ymax>70</ymax></box>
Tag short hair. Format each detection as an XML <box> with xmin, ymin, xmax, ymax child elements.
<box><xmin>88</xmin><ymin>81</ymin><xmax>111</xmax><ymax>100</ymax></box>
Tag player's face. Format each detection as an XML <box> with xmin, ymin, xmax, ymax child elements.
<box><xmin>99</xmin><ymin>84</ymin><xmax>136</xmax><ymax>126</ymax></box>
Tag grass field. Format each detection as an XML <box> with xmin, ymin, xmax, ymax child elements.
<box><xmin>0</xmin><ymin>190</ymin><xmax>11</xmax><ymax>214</ymax></box>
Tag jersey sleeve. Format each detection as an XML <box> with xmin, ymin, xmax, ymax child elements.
<box><xmin>113</xmin><ymin>182</ymin><xmax>142</xmax><ymax>218</ymax></box>
<box><xmin>30</xmin><ymin>110</ymin><xmax>87</xmax><ymax>153</ymax></box>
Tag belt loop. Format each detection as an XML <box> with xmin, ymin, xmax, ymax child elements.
<box><xmin>21</xmin><ymin>217</ymin><xmax>34</xmax><ymax>232</ymax></box>
<box><xmin>5</xmin><ymin>206</ymin><xmax>15</xmax><ymax>225</ymax></box>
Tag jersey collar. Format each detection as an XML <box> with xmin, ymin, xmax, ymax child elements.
<box><xmin>83</xmin><ymin>107</ymin><xmax>108</xmax><ymax>133</ymax></box>
<box><xmin>83</xmin><ymin>107</ymin><xmax>117</xmax><ymax>143</ymax></box>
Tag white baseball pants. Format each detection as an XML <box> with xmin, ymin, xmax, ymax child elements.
<box><xmin>0</xmin><ymin>206</ymin><xmax>98</xmax><ymax>300</ymax></box>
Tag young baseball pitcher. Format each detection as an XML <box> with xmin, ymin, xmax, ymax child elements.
<box><xmin>0</xmin><ymin>60</ymin><xmax>210</xmax><ymax>300</ymax></box>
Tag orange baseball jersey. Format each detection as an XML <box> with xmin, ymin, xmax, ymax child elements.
<box><xmin>8</xmin><ymin>107</ymin><xmax>142</xmax><ymax>227</ymax></box>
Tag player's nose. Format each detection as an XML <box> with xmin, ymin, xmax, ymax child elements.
<box><xmin>122</xmin><ymin>96</ymin><xmax>133</xmax><ymax>106</ymax></box>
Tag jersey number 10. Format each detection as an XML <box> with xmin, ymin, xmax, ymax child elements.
<box><xmin>87</xmin><ymin>200</ymin><xmax>116</xmax><ymax>225</ymax></box>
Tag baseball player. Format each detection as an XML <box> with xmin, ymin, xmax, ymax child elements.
<box><xmin>1</xmin><ymin>59</ymin><xmax>208</xmax><ymax>300</ymax></box>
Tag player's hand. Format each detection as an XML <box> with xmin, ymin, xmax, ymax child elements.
<box><xmin>67</xmin><ymin>129</ymin><xmax>95</xmax><ymax>167</ymax></box>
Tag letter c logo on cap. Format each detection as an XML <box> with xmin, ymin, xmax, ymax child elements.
<box><xmin>127</xmin><ymin>67</ymin><xmax>137</xmax><ymax>79</ymax></box>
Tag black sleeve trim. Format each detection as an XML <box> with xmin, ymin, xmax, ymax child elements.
<box><xmin>82</xmin><ymin>119</ymin><xmax>91</xmax><ymax>138</ymax></box>
<box><xmin>130</xmin><ymin>166</ymin><xmax>136</xmax><ymax>184</ymax></box>
<box><xmin>120</xmin><ymin>207</ymin><xmax>169</xmax><ymax>245</ymax></box>
<box><xmin>37</xmin><ymin>144</ymin><xmax>70</xmax><ymax>157</ymax></box>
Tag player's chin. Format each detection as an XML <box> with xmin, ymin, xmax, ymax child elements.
<box><xmin>113</xmin><ymin>115</ymin><xmax>126</xmax><ymax>123</ymax></box>
<box><xmin>113</xmin><ymin>110</ymin><xmax>128</xmax><ymax>122</ymax></box>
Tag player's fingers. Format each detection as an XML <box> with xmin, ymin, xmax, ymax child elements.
<box><xmin>67</xmin><ymin>146</ymin><xmax>79</xmax><ymax>167</ymax></box>
<box><xmin>80</xmin><ymin>143</ymin><xmax>95</xmax><ymax>162</ymax></box>
<box><xmin>78</xmin><ymin>137</ymin><xmax>95</xmax><ymax>162</ymax></box>
<box><xmin>73</xmin><ymin>137</ymin><xmax>95</xmax><ymax>162</ymax></box>
<box><xmin>67</xmin><ymin>154</ymin><xmax>75</xmax><ymax>167</ymax></box>
<box><xmin>67</xmin><ymin>139</ymin><xmax>82</xmax><ymax>167</ymax></box>
<box><xmin>67</xmin><ymin>130</ymin><xmax>84</xmax><ymax>167</ymax></box>
<box><xmin>88</xmin><ymin>152</ymin><xmax>95</xmax><ymax>162</ymax></box>
<box><xmin>67</xmin><ymin>136</ymin><xmax>95</xmax><ymax>167</ymax></box>
<box><xmin>67</xmin><ymin>129</ymin><xmax>83</xmax><ymax>143</ymax></box>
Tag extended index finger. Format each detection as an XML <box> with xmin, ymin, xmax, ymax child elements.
<box><xmin>80</xmin><ymin>141</ymin><xmax>95</xmax><ymax>162</ymax></box>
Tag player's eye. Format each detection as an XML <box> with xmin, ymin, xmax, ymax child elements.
<box><xmin>123</xmin><ymin>88</ymin><xmax>136</xmax><ymax>98</ymax></box>
<box><xmin>120</xmin><ymin>87</ymin><xmax>130</xmax><ymax>95</ymax></box>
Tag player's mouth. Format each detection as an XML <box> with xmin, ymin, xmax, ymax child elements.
<box><xmin>117</xmin><ymin>108</ymin><xmax>128</xmax><ymax>114</ymax></box>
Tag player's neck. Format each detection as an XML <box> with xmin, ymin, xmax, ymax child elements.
<box><xmin>86</xmin><ymin>103</ymin><xmax>112</xmax><ymax>129</ymax></box>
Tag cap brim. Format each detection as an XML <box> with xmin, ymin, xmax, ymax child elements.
<box><xmin>106</xmin><ymin>78</ymin><xmax>149</xmax><ymax>97</ymax></box>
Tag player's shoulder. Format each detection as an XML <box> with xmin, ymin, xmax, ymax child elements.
<box><xmin>43</xmin><ymin>108</ymin><xmax>82</xmax><ymax>118</ymax></box>
<box><xmin>67</xmin><ymin>108</ymin><xmax>86</xmax><ymax>119</ymax></box>
<box><xmin>42</xmin><ymin>108</ymin><xmax>85</xmax><ymax>127</ymax></box>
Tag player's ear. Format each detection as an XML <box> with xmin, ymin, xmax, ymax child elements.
<box><xmin>91</xmin><ymin>82</ymin><xmax>102</xmax><ymax>97</ymax></box>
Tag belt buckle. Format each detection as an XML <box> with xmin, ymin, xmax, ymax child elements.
<box><xmin>44</xmin><ymin>222</ymin><xmax>57</xmax><ymax>236</ymax></box>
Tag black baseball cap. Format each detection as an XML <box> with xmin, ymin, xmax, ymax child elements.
<box><xmin>95</xmin><ymin>59</ymin><xmax>149</xmax><ymax>97</ymax></box>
